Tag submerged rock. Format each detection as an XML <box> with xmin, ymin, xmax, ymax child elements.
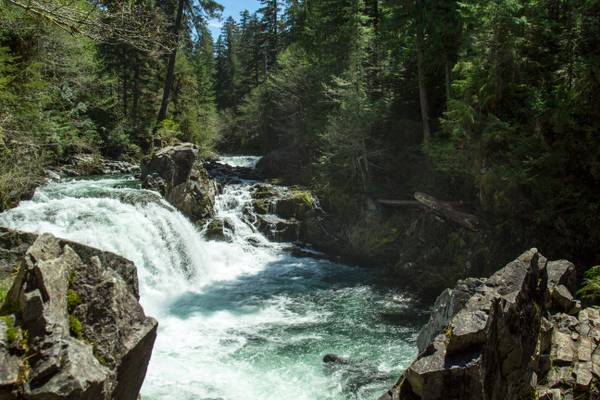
<box><xmin>0</xmin><ymin>228</ymin><xmax>157</xmax><ymax>400</ymax></box>
<box><xmin>323</xmin><ymin>354</ymin><xmax>350</xmax><ymax>364</ymax></box>
<box><xmin>381</xmin><ymin>249</ymin><xmax>600</xmax><ymax>400</ymax></box>
<box><xmin>142</xmin><ymin>143</ymin><xmax>218</xmax><ymax>224</ymax></box>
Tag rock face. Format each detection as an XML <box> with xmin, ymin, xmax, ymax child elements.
<box><xmin>0</xmin><ymin>228</ymin><xmax>157</xmax><ymax>400</ymax></box>
<box><xmin>415</xmin><ymin>278</ymin><xmax>486</xmax><ymax>353</ymax></box>
<box><xmin>142</xmin><ymin>143</ymin><xmax>218</xmax><ymax>224</ymax></box>
<box><xmin>248</xmin><ymin>183</ymin><xmax>318</xmax><ymax>243</ymax></box>
<box><xmin>380</xmin><ymin>249</ymin><xmax>599</xmax><ymax>400</ymax></box>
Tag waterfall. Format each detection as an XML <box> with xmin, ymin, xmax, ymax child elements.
<box><xmin>0</xmin><ymin>157</ymin><xmax>419</xmax><ymax>400</ymax></box>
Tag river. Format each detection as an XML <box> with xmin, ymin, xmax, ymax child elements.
<box><xmin>0</xmin><ymin>156</ymin><xmax>421</xmax><ymax>400</ymax></box>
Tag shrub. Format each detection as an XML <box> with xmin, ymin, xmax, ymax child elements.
<box><xmin>577</xmin><ymin>266</ymin><xmax>600</xmax><ymax>304</ymax></box>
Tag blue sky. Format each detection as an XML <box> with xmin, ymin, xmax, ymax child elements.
<box><xmin>209</xmin><ymin>0</ymin><xmax>261</xmax><ymax>38</ymax></box>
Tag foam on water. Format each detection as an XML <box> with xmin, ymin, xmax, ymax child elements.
<box><xmin>0</xmin><ymin>165</ymin><xmax>421</xmax><ymax>400</ymax></box>
<box><xmin>217</xmin><ymin>155</ymin><xmax>262</xmax><ymax>169</ymax></box>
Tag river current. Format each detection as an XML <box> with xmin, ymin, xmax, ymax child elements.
<box><xmin>0</xmin><ymin>156</ymin><xmax>421</xmax><ymax>400</ymax></box>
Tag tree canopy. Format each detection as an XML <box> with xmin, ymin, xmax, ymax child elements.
<box><xmin>1</xmin><ymin>0</ymin><xmax>599</xmax><ymax>269</ymax></box>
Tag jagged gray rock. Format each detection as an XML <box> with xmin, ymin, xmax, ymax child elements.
<box><xmin>0</xmin><ymin>229</ymin><xmax>157</xmax><ymax>400</ymax></box>
<box><xmin>380</xmin><ymin>249</ymin><xmax>600</xmax><ymax>400</ymax></box>
<box><xmin>0</xmin><ymin>318</ymin><xmax>21</xmax><ymax>399</ymax></box>
<box><xmin>142</xmin><ymin>143</ymin><xmax>218</xmax><ymax>224</ymax></box>
<box><xmin>416</xmin><ymin>278</ymin><xmax>486</xmax><ymax>353</ymax></box>
<box><xmin>546</xmin><ymin>259</ymin><xmax>578</xmax><ymax>312</ymax></box>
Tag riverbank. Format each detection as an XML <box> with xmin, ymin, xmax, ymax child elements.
<box><xmin>0</xmin><ymin>151</ymin><xmax>141</xmax><ymax>214</ymax></box>
<box><xmin>250</xmin><ymin>148</ymin><xmax>583</xmax><ymax>302</ymax></box>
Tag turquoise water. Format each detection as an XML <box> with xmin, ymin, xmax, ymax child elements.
<box><xmin>0</xmin><ymin>160</ymin><xmax>422</xmax><ymax>400</ymax></box>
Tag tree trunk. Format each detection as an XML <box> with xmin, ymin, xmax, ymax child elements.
<box><xmin>156</xmin><ymin>0</ymin><xmax>185</xmax><ymax>126</ymax></box>
<box><xmin>122</xmin><ymin>49</ymin><xmax>128</xmax><ymax>118</ymax></box>
<box><xmin>377</xmin><ymin>193</ymin><xmax>479</xmax><ymax>231</ymax></box>
<box><xmin>132</xmin><ymin>59</ymin><xmax>140</xmax><ymax>130</ymax></box>
<box><xmin>444</xmin><ymin>55</ymin><xmax>451</xmax><ymax>103</ymax></box>
<box><xmin>414</xmin><ymin>192</ymin><xmax>479</xmax><ymax>231</ymax></box>
<box><xmin>415</xmin><ymin>0</ymin><xmax>431</xmax><ymax>142</ymax></box>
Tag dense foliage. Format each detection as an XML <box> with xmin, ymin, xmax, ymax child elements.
<box><xmin>0</xmin><ymin>0</ymin><xmax>221</xmax><ymax>209</ymax></box>
<box><xmin>1</xmin><ymin>0</ymin><xmax>599</xmax><ymax>284</ymax></box>
<box><xmin>215</xmin><ymin>0</ymin><xmax>600</xmax><ymax>269</ymax></box>
<box><xmin>578</xmin><ymin>266</ymin><xmax>600</xmax><ymax>304</ymax></box>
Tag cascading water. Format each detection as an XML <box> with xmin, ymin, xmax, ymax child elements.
<box><xmin>0</xmin><ymin>156</ymin><xmax>422</xmax><ymax>400</ymax></box>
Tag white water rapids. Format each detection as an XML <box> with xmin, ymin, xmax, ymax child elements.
<box><xmin>0</xmin><ymin>156</ymin><xmax>420</xmax><ymax>400</ymax></box>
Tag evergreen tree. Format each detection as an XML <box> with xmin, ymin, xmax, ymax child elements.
<box><xmin>215</xmin><ymin>17</ymin><xmax>240</xmax><ymax>109</ymax></box>
<box><xmin>258</xmin><ymin>0</ymin><xmax>281</xmax><ymax>73</ymax></box>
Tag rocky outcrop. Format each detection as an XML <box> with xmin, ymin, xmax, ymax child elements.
<box><xmin>380</xmin><ymin>249</ymin><xmax>599</xmax><ymax>400</ymax></box>
<box><xmin>415</xmin><ymin>277</ymin><xmax>486</xmax><ymax>353</ymax></box>
<box><xmin>142</xmin><ymin>143</ymin><xmax>218</xmax><ymax>224</ymax></box>
<box><xmin>248</xmin><ymin>183</ymin><xmax>318</xmax><ymax>243</ymax></box>
<box><xmin>0</xmin><ymin>228</ymin><xmax>157</xmax><ymax>400</ymax></box>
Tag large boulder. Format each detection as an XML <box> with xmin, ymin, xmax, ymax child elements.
<box><xmin>380</xmin><ymin>249</ymin><xmax>599</xmax><ymax>400</ymax></box>
<box><xmin>142</xmin><ymin>143</ymin><xmax>218</xmax><ymax>223</ymax></box>
<box><xmin>0</xmin><ymin>229</ymin><xmax>157</xmax><ymax>400</ymax></box>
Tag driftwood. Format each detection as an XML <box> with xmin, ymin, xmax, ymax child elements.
<box><xmin>377</xmin><ymin>192</ymin><xmax>479</xmax><ymax>231</ymax></box>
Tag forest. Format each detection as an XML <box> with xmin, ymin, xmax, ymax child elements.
<box><xmin>1</xmin><ymin>0</ymin><xmax>599</xmax><ymax>280</ymax></box>
<box><xmin>1</xmin><ymin>1</ymin><xmax>600</xmax><ymax>399</ymax></box>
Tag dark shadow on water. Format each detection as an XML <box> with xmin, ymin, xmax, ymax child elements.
<box><xmin>168</xmin><ymin>254</ymin><xmax>428</xmax><ymax>332</ymax></box>
<box><xmin>169</xmin><ymin>255</ymin><xmax>372</xmax><ymax>317</ymax></box>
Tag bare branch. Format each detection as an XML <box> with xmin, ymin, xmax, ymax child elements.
<box><xmin>5</xmin><ymin>0</ymin><xmax>176</xmax><ymax>52</ymax></box>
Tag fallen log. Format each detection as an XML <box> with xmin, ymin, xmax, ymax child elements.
<box><xmin>377</xmin><ymin>193</ymin><xmax>479</xmax><ymax>231</ymax></box>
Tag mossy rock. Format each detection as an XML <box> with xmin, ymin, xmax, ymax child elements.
<box><xmin>204</xmin><ymin>218</ymin><xmax>234</xmax><ymax>242</ymax></box>
<box><xmin>275</xmin><ymin>190</ymin><xmax>315</xmax><ymax>219</ymax></box>
<box><xmin>252</xmin><ymin>184</ymin><xmax>278</xmax><ymax>200</ymax></box>
<box><xmin>0</xmin><ymin>315</ymin><xmax>18</xmax><ymax>343</ymax></box>
<box><xmin>0</xmin><ymin>276</ymin><xmax>13</xmax><ymax>308</ymax></box>
<box><xmin>253</xmin><ymin>199</ymin><xmax>270</xmax><ymax>215</ymax></box>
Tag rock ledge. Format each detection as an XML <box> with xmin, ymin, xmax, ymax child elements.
<box><xmin>0</xmin><ymin>228</ymin><xmax>157</xmax><ymax>400</ymax></box>
<box><xmin>380</xmin><ymin>249</ymin><xmax>599</xmax><ymax>400</ymax></box>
